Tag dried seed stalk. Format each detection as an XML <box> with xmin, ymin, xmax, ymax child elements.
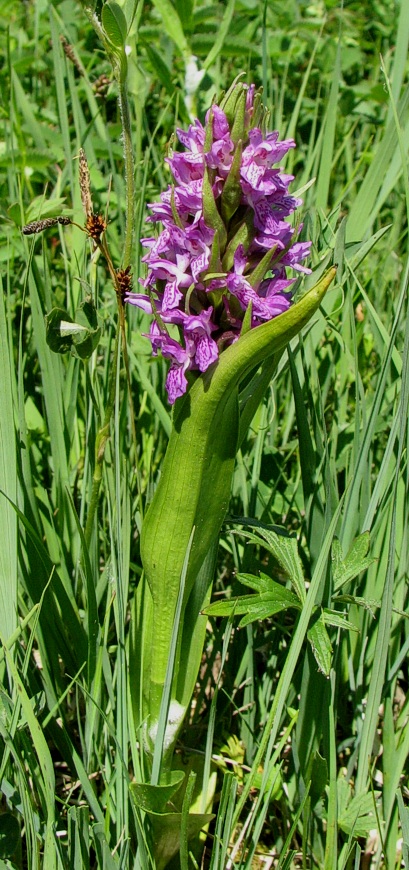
<box><xmin>79</xmin><ymin>148</ymin><xmax>93</xmax><ymax>218</ymax></box>
<box><xmin>22</xmin><ymin>216</ymin><xmax>71</xmax><ymax>235</ymax></box>
<box><xmin>60</xmin><ymin>35</ymin><xmax>84</xmax><ymax>76</ymax></box>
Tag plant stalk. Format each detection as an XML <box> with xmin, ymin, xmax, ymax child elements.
<box><xmin>118</xmin><ymin>79</ymin><xmax>135</xmax><ymax>269</ymax></box>
<box><xmin>84</xmin><ymin>321</ymin><xmax>121</xmax><ymax>552</ymax></box>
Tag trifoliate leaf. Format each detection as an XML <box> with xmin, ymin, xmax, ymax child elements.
<box><xmin>75</xmin><ymin>297</ymin><xmax>101</xmax><ymax>331</ymax></box>
<box><xmin>232</xmin><ymin>525</ymin><xmax>307</xmax><ymax>602</ymax></box>
<box><xmin>45</xmin><ymin>300</ymin><xmax>101</xmax><ymax>359</ymax></box>
<box><xmin>338</xmin><ymin>788</ymin><xmax>380</xmax><ymax>839</ymax></box>
<box><xmin>45</xmin><ymin>308</ymin><xmax>76</xmax><ymax>354</ymax></box>
<box><xmin>72</xmin><ymin>326</ymin><xmax>101</xmax><ymax>360</ymax></box>
<box><xmin>203</xmin><ymin>572</ymin><xmax>300</xmax><ymax>628</ymax></box>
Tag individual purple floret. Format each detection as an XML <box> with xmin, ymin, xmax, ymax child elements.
<box><xmin>126</xmin><ymin>81</ymin><xmax>311</xmax><ymax>403</ymax></box>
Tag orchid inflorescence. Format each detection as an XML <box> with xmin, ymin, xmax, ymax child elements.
<box><xmin>126</xmin><ymin>81</ymin><xmax>312</xmax><ymax>404</ymax></box>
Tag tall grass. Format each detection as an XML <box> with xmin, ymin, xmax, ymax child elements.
<box><xmin>0</xmin><ymin>0</ymin><xmax>408</xmax><ymax>867</ymax></box>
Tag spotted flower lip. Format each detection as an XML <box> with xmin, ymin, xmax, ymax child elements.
<box><xmin>126</xmin><ymin>82</ymin><xmax>312</xmax><ymax>404</ymax></box>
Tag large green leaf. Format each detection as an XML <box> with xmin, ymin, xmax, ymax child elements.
<box><xmin>130</xmin><ymin>770</ymin><xmax>185</xmax><ymax>815</ymax></box>
<box><xmin>130</xmin><ymin>772</ymin><xmax>213</xmax><ymax>870</ymax></box>
<box><xmin>149</xmin><ymin>809</ymin><xmax>213</xmax><ymax>870</ymax></box>
<box><xmin>138</xmin><ymin>269</ymin><xmax>336</xmax><ymax>746</ymax></box>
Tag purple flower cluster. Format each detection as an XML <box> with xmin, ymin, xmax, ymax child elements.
<box><xmin>126</xmin><ymin>83</ymin><xmax>311</xmax><ymax>404</ymax></box>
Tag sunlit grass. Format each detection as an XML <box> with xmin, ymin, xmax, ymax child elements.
<box><xmin>0</xmin><ymin>0</ymin><xmax>408</xmax><ymax>867</ymax></box>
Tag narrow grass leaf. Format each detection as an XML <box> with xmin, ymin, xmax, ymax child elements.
<box><xmin>276</xmin><ymin>786</ymin><xmax>310</xmax><ymax>869</ymax></box>
<box><xmin>8</xmin><ymin>499</ymin><xmax>87</xmax><ymax>670</ymax></box>
<box><xmin>340</xmin><ymin>267</ymin><xmax>406</xmax><ymax>548</ymax></box>
<box><xmin>11</xmin><ymin>70</ymin><xmax>48</xmax><ymax>150</ymax></box>
<box><xmin>92</xmin><ymin>825</ymin><xmax>119</xmax><ymax>869</ymax></box>
<box><xmin>65</xmin><ymin>489</ymin><xmax>99</xmax><ymax>685</ymax></box>
<box><xmin>67</xmin><ymin>806</ymin><xmax>90</xmax><ymax>870</ymax></box>
<box><xmin>151</xmin><ymin>0</ymin><xmax>189</xmax><ymax>56</ymax></box>
<box><xmin>233</xmin><ymin>497</ymin><xmax>345</xmax><ymax>822</ymax></box>
<box><xmin>315</xmin><ymin>38</ymin><xmax>341</xmax><ymax>213</ymax></box>
<box><xmin>49</xmin><ymin>9</ymin><xmax>75</xmax><ymax>192</ymax></box>
<box><xmin>203</xmin><ymin>0</ymin><xmax>235</xmax><ymax>70</ymax></box>
<box><xmin>396</xmin><ymin>789</ymin><xmax>409</xmax><ymax>868</ymax></box>
<box><xmin>179</xmin><ymin>771</ymin><xmax>196</xmax><ymax>870</ymax></box>
<box><xmin>356</xmin><ymin>255</ymin><xmax>409</xmax><ymax>795</ymax></box>
<box><xmin>1</xmin><ymin>638</ymin><xmax>56</xmax><ymax>869</ymax></box>
<box><xmin>208</xmin><ymin>773</ymin><xmax>238</xmax><ymax>870</ymax></box>
<box><xmin>0</xmin><ymin>282</ymin><xmax>17</xmax><ymax>641</ymax></box>
<box><xmin>201</xmin><ymin>620</ymin><xmax>234</xmax><ymax>816</ymax></box>
<box><xmin>323</xmin><ymin>672</ymin><xmax>338</xmax><ymax>869</ymax></box>
<box><xmin>346</xmin><ymin>85</ymin><xmax>409</xmax><ymax>241</ymax></box>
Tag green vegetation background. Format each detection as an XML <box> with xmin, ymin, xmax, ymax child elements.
<box><xmin>0</xmin><ymin>0</ymin><xmax>409</xmax><ymax>867</ymax></box>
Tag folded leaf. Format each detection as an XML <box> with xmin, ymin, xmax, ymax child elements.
<box><xmin>307</xmin><ymin>613</ymin><xmax>332</xmax><ymax>677</ymax></box>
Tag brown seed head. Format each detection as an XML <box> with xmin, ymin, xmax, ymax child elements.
<box><xmin>60</xmin><ymin>36</ymin><xmax>84</xmax><ymax>76</ymax></box>
<box><xmin>85</xmin><ymin>213</ymin><xmax>106</xmax><ymax>243</ymax></box>
<box><xmin>79</xmin><ymin>148</ymin><xmax>93</xmax><ymax>219</ymax></box>
<box><xmin>116</xmin><ymin>266</ymin><xmax>133</xmax><ymax>302</ymax></box>
<box><xmin>22</xmin><ymin>216</ymin><xmax>71</xmax><ymax>235</ymax></box>
<box><xmin>93</xmin><ymin>74</ymin><xmax>111</xmax><ymax>99</ymax></box>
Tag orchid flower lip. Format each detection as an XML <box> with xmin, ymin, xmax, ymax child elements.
<box><xmin>127</xmin><ymin>82</ymin><xmax>312</xmax><ymax>403</ymax></box>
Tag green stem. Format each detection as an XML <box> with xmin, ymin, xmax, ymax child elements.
<box><xmin>75</xmin><ymin>6</ymin><xmax>141</xmax><ymax>528</ymax></box>
<box><xmin>118</xmin><ymin>79</ymin><xmax>135</xmax><ymax>269</ymax></box>
<box><xmin>84</xmin><ymin>322</ymin><xmax>121</xmax><ymax>552</ymax></box>
<box><xmin>99</xmin><ymin>236</ymin><xmax>144</xmax><ymax>520</ymax></box>
<box><xmin>79</xmin><ymin>3</ymin><xmax>135</xmax><ymax>266</ymax></box>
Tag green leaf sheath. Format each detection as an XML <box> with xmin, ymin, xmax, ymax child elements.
<box><xmin>139</xmin><ymin>385</ymin><xmax>239</xmax><ymax>725</ymax></box>
<box><xmin>135</xmin><ymin>268</ymin><xmax>336</xmax><ymax>741</ymax></box>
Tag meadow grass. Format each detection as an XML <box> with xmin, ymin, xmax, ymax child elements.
<box><xmin>0</xmin><ymin>0</ymin><xmax>408</xmax><ymax>867</ymax></box>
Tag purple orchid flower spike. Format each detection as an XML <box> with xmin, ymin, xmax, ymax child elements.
<box><xmin>126</xmin><ymin>82</ymin><xmax>312</xmax><ymax>403</ymax></box>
